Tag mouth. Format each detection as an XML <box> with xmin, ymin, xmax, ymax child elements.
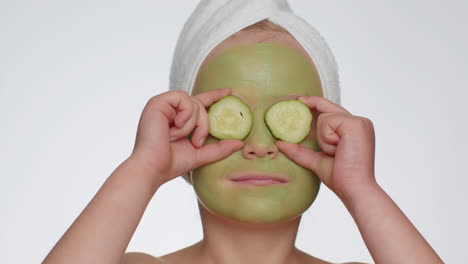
<box><xmin>226</xmin><ymin>171</ymin><xmax>290</xmax><ymax>186</ymax></box>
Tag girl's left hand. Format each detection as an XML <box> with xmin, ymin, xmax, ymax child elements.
<box><xmin>275</xmin><ymin>96</ymin><xmax>376</xmax><ymax>199</ymax></box>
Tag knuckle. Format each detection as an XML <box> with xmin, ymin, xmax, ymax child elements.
<box><xmin>169</xmin><ymin>90</ymin><xmax>190</xmax><ymax>101</ymax></box>
<box><xmin>147</xmin><ymin>96</ymin><xmax>162</xmax><ymax>110</ymax></box>
<box><xmin>191</xmin><ymin>100</ymin><xmax>199</xmax><ymax>111</ymax></box>
<box><xmin>317</xmin><ymin>112</ymin><xmax>330</xmax><ymax>123</ymax></box>
<box><xmin>317</xmin><ymin>113</ymin><xmax>336</xmax><ymax>128</ymax></box>
<box><xmin>353</xmin><ymin>116</ymin><xmax>374</xmax><ymax>131</ymax></box>
<box><xmin>175</xmin><ymin>91</ymin><xmax>191</xmax><ymax>103</ymax></box>
<box><xmin>148</xmin><ymin>94</ymin><xmax>160</xmax><ymax>104</ymax></box>
<box><xmin>182</xmin><ymin>91</ymin><xmax>191</xmax><ymax>100</ymax></box>
<box><xmin>359</xmin><ymin>116</ymin><xmax>373</xmax><ymax>126</ymax></box>
<box><xmin>173</xmin><ymin>90</ymin><xmax>188</xmax><ymax>96</ymax></box>
<box><xmin>195</xmin><ymin>100</ymin><xmax>209</xmax><ymax>118</ymax></box>
<box><xmin>192</xmin><ymin>96</ymin><xmax>203</xmax><ymax>105</ymax></box>
<box><xmin>365</xmin><ymin>118</ymin><xmax>374</xmax><ymax>129</ymax></box>
<box><xmin>194</xmin><ymin>149</ymin><xmax>204</xmax><ymax>168</ymax></box>
<box><xmin>320</xmin><ymin>112</ymin><xmax>337</xmax><ymax>120</ymax></box>
<box><xmin>194</xmin><ymin>98</ymin><xmax>201</xmax><ymax>110</ymax></box>
<box><xmin>200</xmin><ymin>117</ymin><xmax>210</xmax><ymax>133</ymax></box>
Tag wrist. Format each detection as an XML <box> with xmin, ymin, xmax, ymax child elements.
<box><xmin>335</xmin><ymin>180</ymin><xmax>381</xmax><ymax>208</ymax></box>
<box><xmin>124</xmin><ymin>154</ymin><xmax>164</xmax><ymax>190</ymax></box>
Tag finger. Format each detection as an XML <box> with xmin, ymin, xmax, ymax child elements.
<box><xmin>317</xmin><ymin>113</ymin><xmax>365</xmax><ymax>155</ymax></box>
<box><xmin>298</xmin><ymin>96</ymin><xmax>351</xmax><ymax>115</ymax></box>
<box><xmin>315</xmin><ymin>113</ymin><xmax>348</xmax><ymax>155</ymax></box>
<box><xmin>190</xmin><ymin>100</ymin><xmax>210</xmax><ymax>148</ymax></box>
<box><xmin>165</xmin><ymin>91</ymin><xmax>193</xmax><ymax>128</ymax></box>
<box><xmin>193</xmin><ymin>88</ymin><xmax>232</xmax><ymax>107</ymax></box>
<box><xmin>169</xmin><ymin>100</ymin><xmax>199</xmax><ymax>139</ymax></box>
<box><xmin>275</xmin><ymin>140</ymin><xmax>333</xmax><ymax>181</ymax></box>
<box><xmin>148</xmin><ymin>91</ymin><xmax>192</xmax><ymax>127</ymax></box>
<box><xmin>193</xmin><ymin>139</ymin><xmax>244</xmax><ymax>168</ymax></box>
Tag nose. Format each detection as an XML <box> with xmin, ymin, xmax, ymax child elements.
<box><xmin>241</xmin><ymin>115</ymin><xmax>279</xmax><ymax>159</ymax></box>
<box><xmin>242</xmin><ymin>142</ymin><xmax>279</xmax><ymax>159</ymax></box>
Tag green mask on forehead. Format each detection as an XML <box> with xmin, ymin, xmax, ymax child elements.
<box><xmin>192</xmin><ymin>42</ymin><xmax>322</xmax><ymax>224</ymax></box>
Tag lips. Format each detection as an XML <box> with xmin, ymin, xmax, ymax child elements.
<box><xmin>226</xmin><ymin>171</ymin><xmax>290</xmax><ymax>186</ymax></box>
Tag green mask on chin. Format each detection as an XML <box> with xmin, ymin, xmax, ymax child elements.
<box><xmin>192</xmin><ymin>42</ymin><xmax>323</xmax><ymax>224</ymax></box>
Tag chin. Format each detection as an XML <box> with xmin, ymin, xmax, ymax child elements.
<box><xmin>199</xmin><ymin>199</ymin><xmax>305</xmax><ymax>226</ymax></box>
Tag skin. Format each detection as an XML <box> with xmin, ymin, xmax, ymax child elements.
<box><xmin>191</xmin><ymin>42</ymin><xmax>323</xmax><ymax>224</ymax></box>
<box><xmin>158</xmin><ymin>30</ymin><xmax>342</xmax><ymax>264</ymax></box>
<box><xmin>44</xmin><ymin>23</ymin><xmax>443</xmax><ymax>264</ymax></box>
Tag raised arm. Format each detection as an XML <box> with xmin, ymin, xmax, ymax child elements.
<box><xmin>44</xmin><ymin>89</ymin><xmax>243</xmax><ymax>263</ymax></box>
<box><xmin>43</xmin><ymin>156</ymin><xmax>162</xmax><ymax>263</ymax></box>
<box><xmin>340</xmin><ymin>178</ymin><xmax>442</xmax><ymax>263</ymax></box>
<box><xmin>276</xmin><ymin>96</ymin><xmax>443</xmax><ymax>264</ymax></box>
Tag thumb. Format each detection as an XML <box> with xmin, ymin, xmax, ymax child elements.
<box><xmin>193</xmin><ymin>139</ymin><xmax>244</xmax><ymax>168</ymax></box>
<box><xmin>275</xmin><ymin>140</ymin><xmax>334</xmax><ymax>181</ymax></box>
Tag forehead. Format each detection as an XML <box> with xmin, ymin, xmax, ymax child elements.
<box><xmin>193</xmin><ymin>29</ymin><xmax>323</xmax><ymax>99</ymax></box>
<box><xmin>198</xmin><ymin>29</ymin><xmax>316</xmax><ymax>71</ymax></box>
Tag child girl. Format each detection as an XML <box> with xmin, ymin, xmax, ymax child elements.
<box><xmin>44</xmin><ymin>1</ymin><xmax>442</xmax><ymax>263</ymax></box>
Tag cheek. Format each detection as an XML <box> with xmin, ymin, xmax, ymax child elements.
<box><xmin>301</xmin><ymin>137</ymin><xmax>320</xmax><ymax>152</ymax></box>
<box><xmin>192</xmin><ymin>134</ymin><xmax>322</xmax><ymax>223</ymax></box>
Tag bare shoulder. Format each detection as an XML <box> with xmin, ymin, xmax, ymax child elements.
<box><xmin>122</xmin><ymin>249</ymin><xmax>369</xmax><ymax>264</ymax></box>
<box><xmin>123</xmin><ymin>242</ymin><xmax>201</xmax><ymax>264</ymax></box>
<box><xmin>296</xmin><ymin>248</ymin><xmax>368</xmax><ymax>264</ymax></box>
<box><xmin>122</xmin><ymin>252</ymin><xmax>164</xmax><ymax>264</ymax></box>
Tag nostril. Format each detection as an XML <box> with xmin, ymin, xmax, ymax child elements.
<box><xmin>242</xmin><ymin>143</ymin><xmax>278</xmax><ymax>159</ymax></box>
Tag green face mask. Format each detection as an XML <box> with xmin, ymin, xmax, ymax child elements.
<box><xmin>192</xmin><ymin>42</ymin><xmax>323</xmax><ymax>224</ymax></box>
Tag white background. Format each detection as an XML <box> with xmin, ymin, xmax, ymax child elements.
<box><xmin>2</xmin><ymin>1</ymin><xmax>467</xmax><ymax>263</ymax></box>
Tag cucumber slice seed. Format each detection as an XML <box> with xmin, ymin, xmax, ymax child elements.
<box><xmin>208</xmin><ymin>95</ymin><xmax>253</xmax><ymax>140</ymax></box>
<box><xmin>265</xmin><ymin>100</ymin><xmax>312</xmax><ymax>143</ymax></box>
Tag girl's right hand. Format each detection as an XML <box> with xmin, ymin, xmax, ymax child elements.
<box><xmin>131</xmin><ymin>88</ymin><xmax>244</xmax><ymax>187</ymax></box>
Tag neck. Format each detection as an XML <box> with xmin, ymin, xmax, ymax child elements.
<box><xmin>196</xmin><ymin>201</ymin><xmax>302</xmax><ymax>264</ymax></box>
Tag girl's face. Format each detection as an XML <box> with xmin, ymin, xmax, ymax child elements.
<box><xmin>192</xmin><ymin>42</ymin><xmax>323</xmax><ymax>224</ymax></box>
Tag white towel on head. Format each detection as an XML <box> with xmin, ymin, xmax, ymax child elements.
<box><xmin>169</xmin><ymin>0</ymin><xmax>341</xmax><ymax>105</ymax></box>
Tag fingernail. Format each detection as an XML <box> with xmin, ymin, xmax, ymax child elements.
<box><xmin>198</xmin><ymin>136</ymin><xmax>205</xmax><ymax>146</ymax></box>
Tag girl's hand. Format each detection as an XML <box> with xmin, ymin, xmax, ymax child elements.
<box><xmin>275</xmin><ymin>96</ymin><xmax>376</xmax><ymax>199</ymax></box>
<box><xmin>131</xmin><ymin>89</ymin><xmax>244</xmax><ymax>186</ymax></box>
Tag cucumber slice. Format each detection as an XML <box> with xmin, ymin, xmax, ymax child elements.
<box><xmin>208</xmin><ymin>95</ymin><xmax>253</xmax><ymax>140</ymax></box>
<box><xmin>265</xmin><ymin>100</ymin><xmax>312</xmax><ymax>143</ymax></box>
